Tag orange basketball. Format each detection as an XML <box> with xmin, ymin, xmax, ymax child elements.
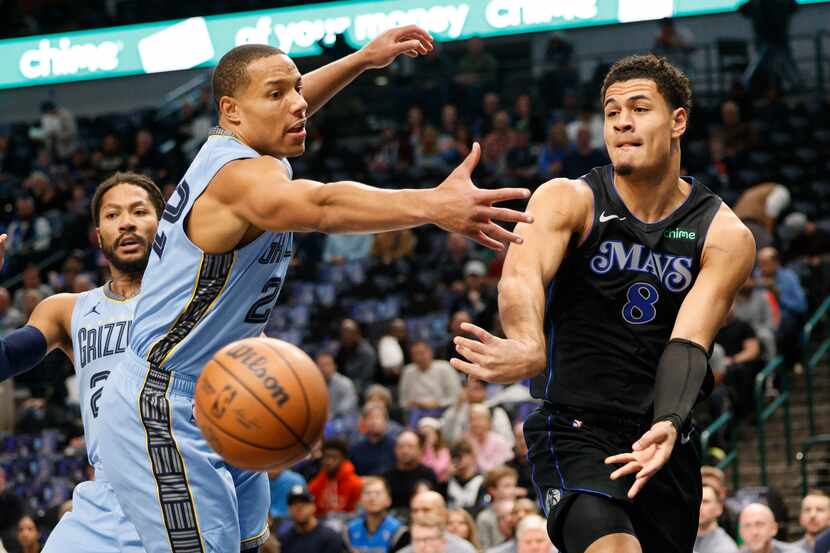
<box><xmin>194</xmin><ymin>337</ymin><xmax>329</xmax><ymax>471</ymax></box>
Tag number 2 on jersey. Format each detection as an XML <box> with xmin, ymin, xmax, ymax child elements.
<box><xmin>245</xmin><ymin>277</ymin><xmax>283</xmax><ymax>323</ymax></box>
<box><xmin>622</xmin><ymin>282</ymin><xmax>659</xmax><ymax>325</ymax></box>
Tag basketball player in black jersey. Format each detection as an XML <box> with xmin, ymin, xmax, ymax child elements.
<box><xmin>450</xmin><ymin>55</ymin><xmax>756</xmax><ymax>553</ymax></box>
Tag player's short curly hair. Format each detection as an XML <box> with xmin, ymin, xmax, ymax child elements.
<box><xmin>212</xmin><ymin>44</ymin><xmax>285</xmax><ymax>108</ymax></box>
<box><xmin>601</xmin><ymin>54</ymin><xmax>692</xmax><ymax>118</ymax></box>
<box><xmin>91</xmin><ymin>171</ymin><xmax>164</xmax><ymax>227</ymax></box>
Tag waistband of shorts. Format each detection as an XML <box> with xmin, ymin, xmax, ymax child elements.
<box><xmin>543</xmin><ymin>402</ymin><xmax>694</xmax><ymax>433</ymax></box>
<box><xmin>124</xmin><ymin>348</ymin><xmax>198</xmax><ymax>397</ymax></box>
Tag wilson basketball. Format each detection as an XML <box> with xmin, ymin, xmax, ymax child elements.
<box><xmin>194</xmin><ymin>337</ymin><xmax>329</xmax><ymax>471</ymax></box>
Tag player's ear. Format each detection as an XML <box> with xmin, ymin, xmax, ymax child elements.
<box><xmin>219</xmin><ymin>96</ymin><xmax>241</xmax><ymax>125</ymax></box>
<box><xmin>671</xmin><ymin>107</ymin><xmax>688</xmax><ymax>139</ymax></box>
<box><xmin>95</xmin><ymin>229</ymin><xmax>103</xmax><ymax>249</ymax></box>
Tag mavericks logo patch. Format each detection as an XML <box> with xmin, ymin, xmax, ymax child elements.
<box><xmin>545</xmin><ymin>488</ymin><xmax>562</xmax><ymax>514</ymax></box>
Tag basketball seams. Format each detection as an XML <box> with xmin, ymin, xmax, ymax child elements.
<box><xmin>257</xmin><ymin>339</ymin><xmax>314</xmax><ymax>441</ymax></box>
<box><xmin>211</xmin><ymin>358</ymin><xmax>310</xmax><ymax>451</ymax></box>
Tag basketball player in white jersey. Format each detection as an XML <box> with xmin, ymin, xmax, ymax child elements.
<box><xmin>99</xmin><ymin>26</ymin><xmax>534</xmax><ymax>553</ymax></box>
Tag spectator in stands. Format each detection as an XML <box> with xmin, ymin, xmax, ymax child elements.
<box><xmin>715</xmin><ymin>302</ymin><xmax>763</xmax><ymax>418</ymax></box>
<box><xmin>779</xmin><ymin>213</ymin><xmax>830</xmax><ymax>263</ymax></box>
<box><xmin>447</xmin><ymin>440</ymin><xmax>485</xmax><ymax>510</ymax></box>
<box><xmin>439</xmin><ymin>311</ymin><xmax>473</xmax><ymax>361</ymax></box>
<box><xmin>91</xmin><ymin>133</ymin><xmax>125</xmax><ymax>176</ymax></box>
<box><xmin>566</xmin><ymin>107</ymin><xmax>603</xmax><ymax>150</ymax></box>
<box><xmin>440</xmin><ymin>104</ymin><xmax>460</xmax><ymax>140</ymax></box>
<box><xmin>441</xmin><ymin>378</ymin><xmax>513</xmax><ymax>448</ymax></box>
<box><xmin>792</xmin><ymin>490</ymin><xmax>830</xmax><ymax>552</ymax></box>
<box><xmin>476</xmin><ymin>467</ymin><xmax>518</xmax><ymax>549</ymax></box>
<box><xmin>478</xmin><ymin>499</ymin><xmax>514</xmax><ymax>551</ymax></box>
<box><xmin>537</xmin><ymin>123</ymin><xmax>569</xmax><ymax>180</ymax></box>
<box><xmin>474</xmin><ymin>93</ymin><xmax>501</xmax><ymax>139</ymax></box>
<box><xmin>734</xmin><ymin>183</ymin><xmax>791</xmax><ymax>249</ymax></box>
<box><xmin>308</xmin><ymin>439</ymin><xmax>363</xmax><ymax>517</ymax></box>
<box><xmin>452</xmin><ymin>261</ymin><xmax>497</xmax><ymax>329</ymax></box>
<box><xmin>448</xmin><ymin>509</ymin><xmax>482</xmax><ymax>552</ymax></box>
<box><xmin>5</xmin><ymin>198</ymin><xmax>52</xmax><ymax>268</ymax></box>
<box><xmin>352</xmin><ymin>403</ymin><xmax>398</xmax><ymax>476</ymax></box>
<box><xmin>757</xmin><ymin>246</ymin><xmax>808</xmax><ymax>365</ymax></box>
<box><xmin>506</xmin><ymin>128</ymin><xmax>537</xmax><ymax>187</ymax></box>
<box><xmin>481</xmin><ymin>112</ymin><xmax>511</xmax><ymax>179</ymax></box>
<box><xmin>410</xmin><ymin>516</ymin><xmax>449</xmax><ymax>553</ymax></box>
<box><xmin>12</xmin><ymin>265</ymin><xmax>53</xmax><ymax>312</ymax></box>
<box><xmin>436</xmin><ymin>233</ymin><xmax>474</xmax><ymax>287</ymax></box>
<box><xmin>317</xmin><ymin>352</ymin><xmax>358</xmax><ymax>422</ymax></box>
<box><xmin>465</xmin><ymin>405</ymin><xmax>514</xmax><ymax>472</ymax></box>
<box><xmin>512</xmin><ymin>94</ymin><xmax>544</xmax><ymax>143</ymax></box>
<box><xmin>413</xmin><ymin>126</ymin><xmax>450</xmax><ymax>177</ymax></box>
<box><xmin>0</xmin><ymin>468</ymin><xmax>22</xmax><ymax>550</ymax></box>
<box><xmin>514</xmin><ymin>514</ymin><xmax>554</xmax><ymax>553</ymax></box>
<box><xmin>398</xmin><ymin>341</ymin><xmax>461</xmax><ymax>421</ymax></box>
<box><xmin>383</xmin><ymin>431</ymin><xmax>438</xmax><ymax>511</ymax></box>
<box><xmin>372</xmin><ymin>230</ymin><xmax>416</xmax><ymax>267</ymax></box>
<box><xmin>279</xmin><ymin>484</ymin><xmax>349</xmax><ymax>553</ymax></box>
<box><xmin>406</xmin><ymin>106</ymin><xmax>426</xmax><ymax>148</ymax></box>
<box><xmin>455</xmin><ymin>38</ymin><xmax>498</xmax><ymax>91</ymax></box>
<box><xmin>717</xmin><ymin>100</ymin><xmax>753</xmax><ymax>157</ymax></box>
<box><xmin>739</xmin><ymin>0</ymin><xmax>801</xmax><ymax>92</ymax></box>
<box><xmin>0</xmin><ymin>288</ymin><xmax>23</xmax><ymax>335</ymax></box>
<box><xmin>653</xmin><ymin>18</ymin><xmax>696</xmax><ymax>76</ymax></box>
<box><xmin>268</xmin><ymin>467</ymin><xmax>307</xmax><ymax>522</ymax></box>
<box><xmin>347</xmin><ymin>477</ymin><xmax>405</xmax><ymax>553</ymax></box>
<box><xmin>403</xmin><ymin>491</ymin><xmax>476</xmax><ymax>553</ymax></box>
<box><xmin>561</xmin><ymin>125</ymin><xmax>607</xmax><ymax>178</ymax></box>
<box><xmin>127</xmin><ymin>130</ymin><xmax>165</xmax><ymax>175</ymax></box>
<box><xmin>37</xmin><ymin>100</ymin><xmax>78</xmax><ymax>160</ymax></box>
<box><xmin>738</xmin><ymin>503</ymin><xmax>799</xmax><ymax>553</ymax></box>
<box><xmin>417</xmin><ymin>417</ymin><xmax>451</xmax><ymax>483</ymax></box>
<box><xmin>15</xmin><ymin>515</ymin><xmax>40</xmax><ymax>553</ymax></box>
<box><xmin>71</xmin><ymin>274</ymin><xmax>95</xmax><ymax>293</ymax></box>
<box><xmin>335</xmin><ymin>319</ymin><xmax>378</xmax><ymax>393</ymax></box>
<box><xmin>378</xmin><ymin>319</ymin><xmax>410</xmax><ymax>387</ymax></box>
<box><xmin>506</xmin><ymin>423</ymin><xmax>534</xmax><ymax>500</ymax></box>
<box><xmin>323</xmin><ymin>234</ymin><xmax>374</xmax><ymax>264</ymax></box>
<box><xmin>26</xmin><ymin>171</ymin><xmax>63</xmax><ymax>215</ymax></box>
<box><xmin>369</xmin><ymin>126</ymin><xmax>412</xmax><ymax>181</ymax></box>
<box><xmin>487</xmin><ymin>498</ymin><xmax>541</xmax><ymax>553</ymax></box>
<box><xmin>702</xmin><ymin>466</ymin><xmax>740</xmax><ymax>541</ymax></box>
<box><xmin>365</xmin><ymin>385</ymin><xmax>405</xmax><ymax>430</ymax></box>
<box><xmin>735</xmin><ymin>279</ymin><xmax>778</xmax><ymax>359</ymax></box>
<box><xmin>696</xmin><ymin>484</ymin><xmax>739</xmax><ymax>553</ymax></box>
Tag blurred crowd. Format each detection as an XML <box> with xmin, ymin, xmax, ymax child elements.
<box><xmin>0</xmin><ymin>23</ymin><xmax>828</xmax><ymax>552</ymax></box>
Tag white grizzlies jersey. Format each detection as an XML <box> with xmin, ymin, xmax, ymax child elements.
<box><xmin>70</xmin><ymin>285</ymin><xmax>137</xmax><ymax>471</ymax></box>
<box><xmin>129</xmin><ymin>128</ymin><xmax>293</xmax><ymax>377</ymax></box>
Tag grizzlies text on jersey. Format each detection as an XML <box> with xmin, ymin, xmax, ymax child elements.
<box><xmin>532</xmin><ymin>164</ymin><xmax>721</xmax><ymax>416</ymax></box>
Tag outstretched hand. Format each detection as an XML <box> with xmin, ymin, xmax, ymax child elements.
<box><xmin>0</xmin><ymin>234</ymin><xmax>8</xmax><ymax>272</ymax></box>
<box><xmin>449</xmin><ymin>322</ymin><xmax>545</xmax><ymax>384</ymax></box>
<box><xmin>359</xmin><ymin>25</ymin><xmax>435</xmax><ymax>69</ymax></box>
<box><xmin>604</xmin><ymin>421</ymin><xmax>678</xmax><ymax>499</ymax></box>
<box><xmin>434</xmin><ymin>143</ymin><xmax>533</xmax><ymax>251</ymax></box>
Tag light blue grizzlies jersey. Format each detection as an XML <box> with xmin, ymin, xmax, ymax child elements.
<box><xmin>129</xmin><ymin>129</ymin><xmax>293</xmax><ymax>377</ymax></box>
<box><xmin>70</xmin><ymin>285</ymin><xmax>136</xmax><ymax>472</ymax></box>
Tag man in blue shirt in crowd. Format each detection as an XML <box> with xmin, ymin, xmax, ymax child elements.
<box><xmin>351</xmin><ymin>403</ymin><xmax>398</xmax><ymax>476</ymax></box>
<box><xmin>279</xmin><ymin>485</ymin><xmax>348</xmax><ymax>553</ymax></box>
<box><xmin>348</xmin><ymin>477</ymin><xmax>406</xmax><ymax>553</ymax></box>
<box><xmin>757</xmin><ymin>246</ymin><xmax>807</xmax><ymax>365</ymax></box>
<box><xmin>268</xmin><ymin>468</ymin><xmax>306</xmax><ymax>520</ymax></box>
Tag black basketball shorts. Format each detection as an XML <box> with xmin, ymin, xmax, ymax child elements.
<box><xmin>524</xmin><ymin>404</ymin><xmax>702</xmax><ymax>553</ymax></box>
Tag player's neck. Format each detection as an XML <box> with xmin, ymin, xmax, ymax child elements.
<box><xmin>108</xmin><ymin>270</ymin><xmax>141</xmax><ymax>299</ymax></box>
<box><xmin>613</xmin><ymin>161</ymin><xmax>689</xmax><ymax>224</ymax></box>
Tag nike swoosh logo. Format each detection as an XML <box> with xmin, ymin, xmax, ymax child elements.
<box><xmin>599</xmin><ymin>211</ymin><xmax>626</xmax><ymax>223</ymax></box>
<box><xmin>681</xmin><ymin>432</ymin><xmax>692</xmax><ymax>445</ymax></box>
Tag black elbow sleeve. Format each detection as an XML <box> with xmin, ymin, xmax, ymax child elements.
<box><xmin>652</xmin><ymin>338</ymin><xmax>713</xmax><ymax>431</ymax></box>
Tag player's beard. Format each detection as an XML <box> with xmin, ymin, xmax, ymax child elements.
<box><xmin>615</xmin><ymin>162</ymin><xmax>634</xmax><ymax>176</ymax></box>
<box><xmin>101</xmin><ymin>233</ymin><xmax>150</xmax><ymax>277</ymax></box>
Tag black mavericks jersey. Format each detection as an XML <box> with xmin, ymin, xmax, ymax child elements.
<box><xmin>532</xmin><ymin>164</ymin><xmax>722</xmax><ymax>416</ymax></box>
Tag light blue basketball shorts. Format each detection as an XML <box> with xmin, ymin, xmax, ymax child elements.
<box><xmin>42</xmin><ymin>477</ymin><xmax>144</xmax><ymax>553</ymax></box>
<box><xmin>98</xmin><ymin>351</ymin><xmax>270</xmax><ymax>553</ymax></box>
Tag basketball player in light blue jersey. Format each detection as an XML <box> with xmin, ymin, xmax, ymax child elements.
<box><xmin>0</xmin><ymin>172</ymin><xmax>164</xmax><ymax>552</ymax></box>
<box><xmin>99</xmin><ymin>25</ymin><xmax>535</xmax><ymax>553</ymax></box>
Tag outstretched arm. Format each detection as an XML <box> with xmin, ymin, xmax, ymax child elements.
<box><xmin>450</xmin><ymin>179</ymin><xmax>593</xmax><ymax>382</ymax></box>
<box><xmin>208</xmin><ymin>143</ymin><xmax>532</xmax><ymax>251</ymax></box>
<box><xmin>0</xmin><ymin>235</ymin><xmax>74</xmax><ymax>381</ymax></box>
<box><xmin>302</xmin><ymin>25</ymin><xmax>434</xmax><ymax>117</ymax></box>
<box><xmin>607</xmin><ymin>206</ymin><xmax>756</xmax><ymax>498</ymax></box>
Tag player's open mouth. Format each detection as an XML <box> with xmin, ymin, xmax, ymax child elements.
<box><xmin>117</xmin><ymin>236</ymin><xmax>143</xmax><ymax>253</ymax></box>
<box><xmin>617</xmin><ymin>141</ymin><xmax>641</xmax><ymax>149</ymax></box>
<box><xmin>286</xmin><ymin>121</ymin><xmax>306</xmax><ymax>136</ymax></box>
